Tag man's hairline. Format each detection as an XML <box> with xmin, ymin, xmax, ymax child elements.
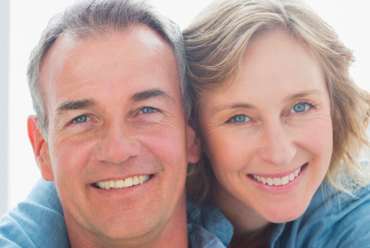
<box><xmin>39</xmin><ymin>24</ymin><xmax>184</xmax><ymax>137</ymax></box>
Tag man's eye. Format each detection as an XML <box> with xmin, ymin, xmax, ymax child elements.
<box><xmin>73</xmin><ymin>115</ymin><xmax>89</xmax><ymax>123</ymax></box>
<box><xmin>228</xmin><ymin>114</ymin><xmax>250</xmax><ymax>123</ymax></box>
<box><xmin>140</xmin><ymin>107</ymin><xmax>157</xmax><ymax>114</ymax></box>
<box><xmin>290</xmin><ymin>103</ymin><xmax>311</xmax><ymax>113</ymax></box>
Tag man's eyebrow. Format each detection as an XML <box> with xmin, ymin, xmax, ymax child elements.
<box><xmin>131</xmin><ymin>89</ymin><xmax>174</xmax><ymax>102</ymax></box>
<box><xmin>56</xmin><ymin>99</ymin><xmax>96</xmax><ymax>114</ymax></box>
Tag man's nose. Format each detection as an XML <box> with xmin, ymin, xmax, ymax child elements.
<box><xmin>259</xmin><ymin>121</ymin><xmax>296</xmax><ymax>167</ymax></box>
<box><xmin>95</xmin><ymin>122</ymin><xmax>140</xmax><ymax>164</ymax></box>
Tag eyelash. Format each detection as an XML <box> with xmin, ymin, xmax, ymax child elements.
<box><xmin>139</xmin><ymin>106</ymin><xmax>158</xmax><ymax>115</ymax></box>
<box><xmin>287</xmin><ymin>101</ymin><xmax>316</xmax><ymax>116</ymax></box>
<box><xmin>67</xmin><ymin>114</ymin><xmax>91</xmax><ymax>126</ymax></box>
<box><xmin>226</xmin><ymin>114</ymin><xmax>251</xmax><ymax>124</ymax></box>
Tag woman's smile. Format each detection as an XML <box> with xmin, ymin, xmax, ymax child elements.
<box><xmin>249</xmin><ymin>163</ymin><xmax>306</xmax><ymax>186</ymax></box>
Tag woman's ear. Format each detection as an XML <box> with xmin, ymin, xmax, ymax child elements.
<box><xmin>186</xmin><ymin>123</ymin><xmax>201</xmax><ymax>164</ymax></box>
<box><xmin>27</xmin><ymin>115</ymin><xmax>54</xmax><ymax>182</ymax></box>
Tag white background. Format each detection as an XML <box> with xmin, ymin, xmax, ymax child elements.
<box><xmin>3</xmin><ymin>0</ymin><xmax>370</xmax><ymax>214</ymax></box>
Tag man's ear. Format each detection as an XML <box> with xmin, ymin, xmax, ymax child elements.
<box><xmin>186</xmin><ymin>124</ymin><xmax>201</xmax><ymax>164</ymax></box>
<box><xmin>27</xmin><ymin>115</ymin><xmax>54</xmax><ymax>182</ymax></box>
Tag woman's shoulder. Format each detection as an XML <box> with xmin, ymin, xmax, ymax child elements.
<box><xmin>272</xmin><ymin>182</ymin><xmax>370</xmax><ymax>248</ymax></box>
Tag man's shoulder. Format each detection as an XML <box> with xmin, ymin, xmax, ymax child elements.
<box><xmin>186</xmin><ymin>199</ymin><xmax>232</xmax><ymax>247</ymax></box>
<box><xmin>187</xmin><ymin>223</ymin><xmax>226</xmax><ymax>248</ymax></box>
<box><xmin>0</xmin><ymin>179</ymin><xmax>70</xmax><ymax>248</ymax></box>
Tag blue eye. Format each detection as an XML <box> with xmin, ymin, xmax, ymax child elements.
<box><xmin>290</xmin><ymin>103</ymin><xmax>311</xmax><ymax>113</ymax></box>
<box><xmin>229</xmin><ymin>115</ymin><xmax>250</xmax><ymax>123</ymax></box>
<box><xmin>141</xmin><ymin>107</ymin><xmax>156</xmax><ymax>114</ymax></box>
<box><xmin>73</xmin><ymin>115</ymin><xmax>88</xmax><ymax>123</ymax></box>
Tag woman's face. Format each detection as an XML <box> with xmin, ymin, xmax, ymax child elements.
<box><xmin>198</xmin><ymin>30</ymin><xmax>333</xmax><ymax>225</ymax></box>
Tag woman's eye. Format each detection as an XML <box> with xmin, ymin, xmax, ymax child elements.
<box><xmin>228</xmin><ymin>115</ymin><xmax>250</xmax><ymax>123</ymax></box>
<box><xmin>290</xmin><ymin>103</ymin><xmax>311</xmax><ymax>113</ymax></box>
<box><xmin>140</xmin><ymin>107</ymin><xmax>157</xmax><ymax>114</ymax></box>
<box><xmin>73</xmin><ymin>115</ymin><xmax>89</xmax><ymax>123</ymax></box>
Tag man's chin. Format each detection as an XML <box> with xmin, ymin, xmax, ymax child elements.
<box><xmin>64</xmin><ymin>206</ymin><xmax>166</xmax><ymax>247</ymax></box>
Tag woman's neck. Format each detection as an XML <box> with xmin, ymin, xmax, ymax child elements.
<box><xmin>214</xmin><ymin>181</ymin><xmax>270</xmax><ymax>235</ymax></box>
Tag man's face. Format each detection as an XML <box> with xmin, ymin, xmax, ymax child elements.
<box><xmin>30</xmin><ymin>26</ymin><xmax>200</xmax><ymax>246</ymax></box>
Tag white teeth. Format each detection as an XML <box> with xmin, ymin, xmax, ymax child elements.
<box><xmin>273</xmin><ymin>178</ymin><xmax>282</xmax><ymax>186</ymax></box>
<box><xmin>294</xmin><ymin>168</ymin><xmax>301</xmax><ymax>177</ymax></box>
<box><xmin>125</xmin><ymin>177</ymin><xmax>133</xmax><ymax>187</ymax></box>
<box><xmin>97</xmin><ymin>182</ymin><xmax>104</xmax><ymax>189</ymax></box>
<box><xmin>139</xmin><ymin>175</ymin><xmax>144</xmax><ymax>184</ymax></box>
<box><xmin>105</xmin><ymin>181</ymin><xmax>110</xmax><ymax>189</ymax></box>
<box><xmin>95</xmin><ymin>175</ymin><xmax>151</xmax><ymax>189</ymax></box>
<box><xmin>252</xmin><ymin>166</ymin><xmax>302</xmax><ymax>186</ymax></box>
<box><xmin>267</xmin><ymin>178</ymin><xmax>273</xmax><ymax>186</ymax></box>
<box><xmin>133</xmin><ymin>176</ymin><xmax>139</xmax><ymax>186</ymax></box>
<box><xmin>116</xmin><ymin>180</ymin><xmax>124</xmax><ymax>188</ymax></box>
<box><xmin>261</xmin><ymin>177</ymin><xmax>267</xmax><ymax>184</ymax></box>
<box><xmin>281</xmin><ymin>176</ymin><xmax>289</xmax><ymax>185</ymax></box>
<box><xmin>133</xmin><ymin>176</ymin><xmax>140</xmax><ymax>185</ymax></box>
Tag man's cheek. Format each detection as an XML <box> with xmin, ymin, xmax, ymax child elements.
<box><xmin>51</xmin><ymin>138</ymin><xmax>95</xmax><ymax>176</ymax></box>
<box><xmin>144</xmin><ymin>127</ymin><xmax>186</xmax><ymax>163</ymax></box>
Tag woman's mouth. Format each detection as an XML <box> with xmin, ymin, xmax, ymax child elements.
<box><xmin>249</xmin><ymin>163</ymin><xmax>308</xmax><ymax>186</ymax></box>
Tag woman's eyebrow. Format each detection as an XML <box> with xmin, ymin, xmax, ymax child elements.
<box><xmin>213</xmin><ymin>103</ymin><xmax>255</xmax><ymax>114</ymax></box>
<box><xmin>283</xmin><ymin>90</ymin><xmax>324</xmax><ymax>102</ymax></box>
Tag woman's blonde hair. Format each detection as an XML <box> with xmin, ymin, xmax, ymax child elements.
<box><xmin>184</xmin><ymin>0</ymin><xmax>370</xmax><ymax>205</ymax></box>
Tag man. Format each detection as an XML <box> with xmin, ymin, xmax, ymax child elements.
<box><xmin>0</xmin><ymin>0</ymin><xmax>225</xmax><ymax>247</ymax></box>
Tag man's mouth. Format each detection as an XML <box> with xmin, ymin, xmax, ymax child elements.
<box><xmin>93</xmin><ymin>175</ymin><xmax>153</xmax><ymax>189</ymax></box>
<box><xmin>250</xmin><ymin>163</ymin><xmax>307</xmax><ymax>186</ymax></box>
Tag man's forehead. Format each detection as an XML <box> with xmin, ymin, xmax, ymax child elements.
<box><xmin>41</xmin><ymin>25</ymin><xmax>178</xmax><ymax>83</ymax></box>
<box><xmin>40</xmin><ymin>25</ymin><xmax>181</xmax><ymax>119</ymax></box>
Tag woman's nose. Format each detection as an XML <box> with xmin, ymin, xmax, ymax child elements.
<box><xmin>259</xmin><ymin>121</ymin><xmax>296</xmax><ymax>167</ymax></box>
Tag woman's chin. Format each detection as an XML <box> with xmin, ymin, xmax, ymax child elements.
<box><xmin>259</xmin><ymin>202</ymin><xmax>308</xmax><ymax>224</ymax></box>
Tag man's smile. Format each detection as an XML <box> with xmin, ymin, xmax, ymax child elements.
<box><xmin>94</xmin><ymin>175</ymin><xmax>153</xmax><ymax>189</ymax></box>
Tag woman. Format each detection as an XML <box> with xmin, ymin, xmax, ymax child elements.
<box><xmin>184</xmin><ymin>0</ymin><xmax>370</xmax><ymax>247</ymax></box>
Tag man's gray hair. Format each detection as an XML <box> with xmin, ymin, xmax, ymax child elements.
<box><xmin>27</xmin><ymin>0</ymin><xmax>189</xmax><ymax>136</ymax></box>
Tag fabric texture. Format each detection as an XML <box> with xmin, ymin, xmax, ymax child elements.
<box><xmin>0</xmin><ymin>180</ymin><xmax>70</xmax><ymax>248</ymax></box>
<box><xmin>187</xmin><ymin>181</ymin><xmax>370</xmax><ymax>248</ymax></box>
